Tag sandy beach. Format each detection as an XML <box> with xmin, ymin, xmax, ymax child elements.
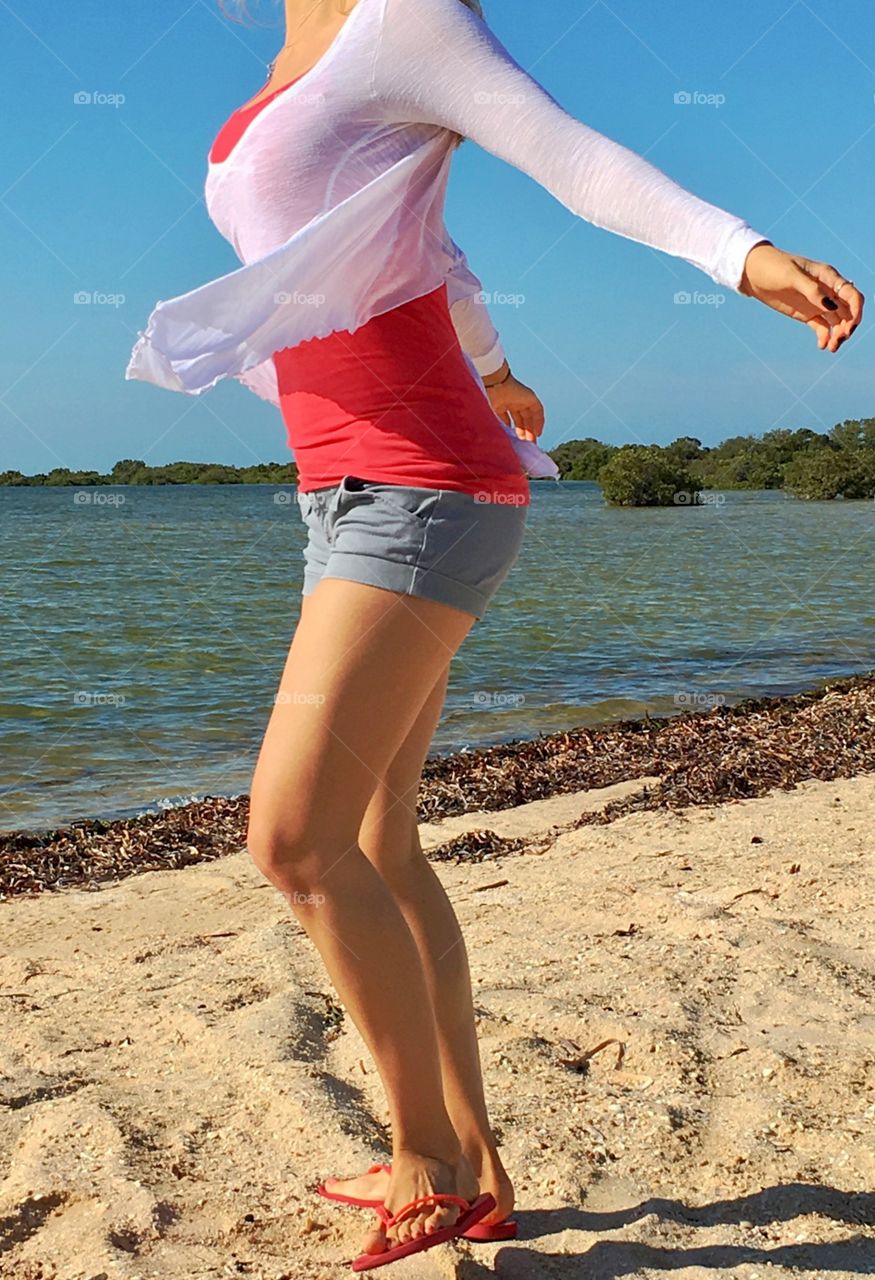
<box><xmin>2</xmin><ymin>763</ymin><xmax>873</xmax><ymax>1279</ymax></box>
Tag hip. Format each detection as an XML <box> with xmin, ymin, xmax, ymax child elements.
<box><xmin>296</xmin><ymin>474</ymin><xmax>528</xmax><ymax>620</ymax></box>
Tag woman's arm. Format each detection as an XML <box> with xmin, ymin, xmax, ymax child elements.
<box><xmin>449</xmin><ymin>293</ymin><xmax>546</xmax><ymax>440</ymax></box>
<box><xmin>374</xmin><ymin>0</ymin><xmax>768</xmax><ymax>291</ymax></box>
<box><xmin>373</xmin><ymin>0</ymin><xmax>863</xmax><ymax>349</ymax></box>
<box><xmin>449</xmin><ymin>288</ymin><xmax>507</xmax><ymax>376</ymax></box>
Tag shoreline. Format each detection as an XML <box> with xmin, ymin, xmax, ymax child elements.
<box><xmin>10</xmin><ymin>663</ymin><xmax>868</xmax><ymax>835</ymax></box>
<box><xmin>2</xmin><ymin>670</ymin><xmax>874</xmax><ymax>901</ymax></box>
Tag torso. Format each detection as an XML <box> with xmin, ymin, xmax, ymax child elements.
<box><xmin>209</xmin><ymin>81</ymin><xmax>529</xmax><ymax>504</ymax></box>
<box><xmin>272</xmin><ymin>282</ymin><xmax>528</xmax><ymax>501</ymax></box>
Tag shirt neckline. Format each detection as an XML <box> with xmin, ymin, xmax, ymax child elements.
<box><xmin>209</xmin><ymin>0</ymin><xmax>371</xmax><ymax>168</ymax></box>
<box><xmin>237</xmin><ymin>74</ymin><xmax>302</xmax><ymax>117</ymax></box>
<box><xmin>209</xmin><ymin>76</ymin><xmax>304</xmax><ymax>165</ymax></box>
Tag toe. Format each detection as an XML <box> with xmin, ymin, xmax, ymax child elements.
<box><xmin>408</xmin><ymin>1216</ymin><xmax>424</xmax><ymax>1241</ymax></box>
<box><xmin>361</xmin><ymin>1216</ymin><xmax>386</xmax><ymax>1257</ymax></box>
<box><xmin>423</xmin><ymin>1204</ymin><xmax>458</xmax><ymax>1236</ymax></box>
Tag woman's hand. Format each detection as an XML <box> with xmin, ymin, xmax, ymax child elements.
<box><xmin>483</xmin><ymin>361</ymin><xmax>546</xmax><ymax>443</ymax></box>
<box><xmin>739</xmin><ymin>241</ymin><xmax>865</xmax><ymax>352</ymax></box>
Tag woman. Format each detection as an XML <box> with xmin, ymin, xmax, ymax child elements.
<box><xmin>127</xmin><ymin>0</ymin><xmax>863</xmax><ymax>1268</ymax></box>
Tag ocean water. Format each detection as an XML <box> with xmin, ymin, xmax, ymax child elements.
<box><xmin>1</xmin><ymin>482</ymin><xmax>873</xmax><ymax>831</ymax></box>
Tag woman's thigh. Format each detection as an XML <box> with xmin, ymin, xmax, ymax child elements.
<box><xmin>247</xmin><ymin>579</ymin><xmax>474</xmax><ymax>863</ymax></box>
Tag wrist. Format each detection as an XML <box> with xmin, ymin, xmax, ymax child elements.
<box><xmin>740</xmin><ymin>239</ymin><xmax>774</xmax><ymax>295</ymax></box>
<box><xmin>482</xmin><ymin>360</ymin><xmax>511</xmax><ymax>388</ymax></box>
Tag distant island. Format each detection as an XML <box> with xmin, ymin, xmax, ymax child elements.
<box><xmin>0</xmin><ymin>459</ymin><xmax>299</xmax><ymax>486</ymax></box>
<box><xmin>3</xmin><ymin>417</ymin><xmax>873</xmax><ymax>505</ymax></box>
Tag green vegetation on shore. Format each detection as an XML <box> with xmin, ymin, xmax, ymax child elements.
<box><xmin>4</xmin><ymin>417</ymin><xmax>874</xmax><ymax>505</ymax></box>
<box><xmin>550</xmin><ymin>417</ymin><xmax>875</xmax><ymax>505</ymax></box>
<box><xmin>0</xmin><ymin>459</ymin><xmax>299</xmax><ymax>486</ymax></box>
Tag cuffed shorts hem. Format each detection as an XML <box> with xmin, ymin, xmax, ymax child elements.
<box><xmin>303</xmin><ymin>551</ymin><xmax>490</xmax><ymax>619</ymax></box>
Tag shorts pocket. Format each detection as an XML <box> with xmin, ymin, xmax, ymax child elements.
<box><xmin>340</xmin><ymin>476</ymin><xmax>441</xmax><ymax>526</ymax></box>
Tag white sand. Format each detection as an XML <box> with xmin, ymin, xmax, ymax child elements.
<box><xmin>1</xmin><ymin>774</ymin><xmax>873</xmax><ymax>1279</ymax></box>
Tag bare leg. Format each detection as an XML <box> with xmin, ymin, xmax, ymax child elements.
<box><xmin>324</xmin><ymin>665</ymin><xmax>513</xmax><ymax>1224</ymax></box>
<box><xmin>247</xmin><ymin>580</ymin><xmax>480</xmax><ymax>1252</ymax></box>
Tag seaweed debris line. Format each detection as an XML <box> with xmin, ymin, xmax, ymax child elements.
<box><xmin>2</xmin><ymin>672</ymin><xmax>875</xmax><ymax>900</ymax></box>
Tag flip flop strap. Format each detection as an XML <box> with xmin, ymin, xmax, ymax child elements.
<box><xmin>378</xmin><ymin>1192</ymin><xmax>470</xmax><ymax>1230</ymax></box>
<box><xmin>367</xmin><ymin>1164</ymin><xmax>392</xmax><ymax>1175</ymax></box>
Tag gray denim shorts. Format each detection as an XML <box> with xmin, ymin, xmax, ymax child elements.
<box><xmin>296</xmin><ymin>474</ymin><xmax>528</xmax><ymax>620</ymax></box>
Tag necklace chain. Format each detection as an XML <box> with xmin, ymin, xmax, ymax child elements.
<box><xmin>266</xmin><ymin>0</ymin><xmax>354</xmax><ymax>76</ymax></box>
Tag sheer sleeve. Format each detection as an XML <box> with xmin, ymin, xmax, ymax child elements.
<box><xmin>442</xmin><ymin>238</ymin><xmax>507</xmax><ymax>374</ymax></box>
<box><xmin>449</xmin><ymin>288</ymin><xmax>506</xmax><ymax>376</ymax></box>
<box><xmin>373</xmin><ymin>0</ymin><xmax>769</xmax><ymax>291</ymax></box>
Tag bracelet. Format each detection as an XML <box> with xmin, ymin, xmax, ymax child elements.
<box><xmin>483</xmin><ymin>365</ymin><xmax>511</xmax><ymax>388</ymax></box>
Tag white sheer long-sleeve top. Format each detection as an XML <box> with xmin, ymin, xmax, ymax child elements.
<box><xmin>125</xmin><ymin>0</ymin><xmax>768</xmax><ymax>480</ymax></box>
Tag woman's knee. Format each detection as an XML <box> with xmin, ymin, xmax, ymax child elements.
<box><xmin>246</xmin><ymin>808</ymin><xmax>350</xmax><ymax>891</ymax></box>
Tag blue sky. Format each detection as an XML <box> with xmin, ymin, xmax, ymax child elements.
<box><xmin>2</xmin><ymin>0</ymin><xmax>873</xmax><ymax>474</ymax></box>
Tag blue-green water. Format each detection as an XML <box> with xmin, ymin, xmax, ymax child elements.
<box><xmin>1</xmin><ymin>482</ymin><xmax>873</xmax><ymax>831</ymax></box>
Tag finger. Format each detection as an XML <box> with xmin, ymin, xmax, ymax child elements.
<box><xmin>507</xmin><ymin>408</ymin><xmax>533</xmax><ymax>441</ymax></box>
<box><xmin>783</xmin><ymin>266</ymin><xmax>852</xmax><ymax>349</ymax></box>
<box><xmin>522</xmin><ymin>401</ymin><xmax>546</xmax><ymax>438</ymax></box>
<box><xmin>510</xmin><ymin>412</ymin><xmax>535</xmax><ymax>442</ymax></box>
<box><xmin>836</xmin><ymin>287</ymin><xmax>865</xmax><ymax>346</ymax></box>
<box><xmin>791</xmin><ymin>262</ymin><xmax>846</xmax><ymax>327</ymax></box>
<box><xmin>801</xmin><ymin>259</ymin><xmax>862</xmax><ymax>323</ymax></box>
<box><xmin>805</xmin><ymin>314</ymin><xmax>832</xmax><ymax>350</ymax></box>
<box><xmin>826</xmin><ymin>315</ymin><xmax>853</xmax><ymax>353</ymax></box>
<box><xmin>820</xmin><ymin>305</ymin><xmax>859</xmax><ymax>352</ymax></box>
<box><xmin>838</xmin><ymin>280</ymin><xmax>865</xmax><ymax>328</ymax></box>
<box><xmin>818</xmin><ymin>261</ymin><xmax>864</xmax><ymax>325</ymax></box>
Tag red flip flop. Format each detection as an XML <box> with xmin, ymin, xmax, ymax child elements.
<box><xmin>457</xmin><ymin>1216</ymin><xmax>518</xmax><ymax>1241</ymax></box>
<box><xmin>350</xmin><ymin>1191</ymin><xmax>495</xmax><ymax>1272</ymax></box>
<box><xmin>316</xmin><ymin>1165</ymin><xmax>518</xmax><ymax>1241</ymax></box>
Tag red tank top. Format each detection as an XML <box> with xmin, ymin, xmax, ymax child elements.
<box><xmin>211</xmin><ymin>85</ymin><xmax>529</xmax><ymax>504</ymax></box>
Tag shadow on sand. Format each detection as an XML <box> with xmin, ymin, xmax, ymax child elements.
<box><xmin>456</xmin><ymin>1184</ymin><xmax>875</xmax><ymax>1278</ymax></box>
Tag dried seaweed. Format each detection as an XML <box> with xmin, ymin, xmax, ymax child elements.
<box><xmin>0</xmin><ymin>796</ymin><xmax>248</xmax><ymax>901</ymax></box>
<box><xmin>557</xmin><ymin>1037</ymin><xmax>627</xmax><ymax>1074</ymax></box>
<box><xmin>427</xmin><ymin>828</ymin><xmax>529</xmax><ymax>864</ymax></box>
<box><xmin>2</xmin><ymin>672</ymin><xmax>874</xmax><ymax>901</ymax></box>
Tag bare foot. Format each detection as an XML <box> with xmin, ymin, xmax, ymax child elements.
<box><xmin>321</xmin><ymin>1165</ymin><xmax>391</xmax><ymax>1205</ymax></box>
<box><xmin>467</xmin><ymin>1144</ymin><xmax>515</xmax><ymax>1226</ymax></box>
<box><xmin>359</xmin><ymin>1150</ymin><xmax>479</xmax><ymax>1255</ymax></box>
<box><xmin>325</xmin><ymin>1143</ymin><xmax>515</xmax><ymax>1228</ymax></box>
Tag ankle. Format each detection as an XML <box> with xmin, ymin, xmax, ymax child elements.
<box><xmin>393</xmin><ymin>1138</ymin><xmax>463</xmax><ymax>1169</ymax></box>
<box><xmin>455</xmin><ymin>1128</ymin><xmax>499</xmax><ymax>1166</ymax></box>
